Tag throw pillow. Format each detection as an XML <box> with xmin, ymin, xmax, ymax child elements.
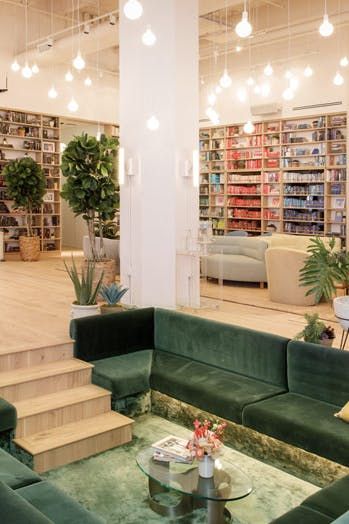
<box><xmin>335</xmin><ymin>401</ymin><xmax>349</xmax><ymax>423</ymax></box>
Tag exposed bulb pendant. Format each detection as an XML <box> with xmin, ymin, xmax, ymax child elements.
<box><xmin>319</xmin><ymin>13</ymin><xmax>334</xmax><ymax>37</ymax></box>
<box><xmin>207</xmin><ymin>92</ymin><xmax>217</xmax><ymax>106</ymax></box>
<box><xmin>235</xmin><ymin>4</ymin><xmax>252</xmax><ymax>38</ymax></box>
<box><xmin>282</xmin><ymin>87</ymin><xmax>294</xmax><ymax>101</ymax></box>
<box><xmin>84</xmin><ymin>76</ymin><xmax>92</xmax><ymax>87</ymax></box>
<box><xmin>146</xmin><ymin>115</ymin><xmax>160</xmax><ymax>131</ymax></box>
<box><xmin>31</xmin><ymin>63</ymin><xmax>39</xmax><ymax>74</ymax></box>
<box><xmin>261</xmin><ymin>82</ymin><xmax>271</xmax><ymax>97</ymax></box>
<box><xmin>340</xmin><ymin>56</ymin><xmax>349</xmax><ymax>67</ymax></box>
<box><xmin>124</xmin><ymin>0</ymin><xmax>143</xmax><ymax>20</ymax></box>
<box><xmin>142</xmin><ymin>25</ymin><xmax>156</xmax><ymax>46</ymax></box>
<box><xmin>65</xmin><ymin>70</ymin><xmax>74</xmax><ymax>82</ymax></box>
<box><xmin>21</xmin><ymin>62</ymin><xmax>32</xmax><ymax>79</ymax></box>
<box><xmin>11</xmin><ymin>59</ymin><xmax>20</xmax><ymax>72</ymax></box>
<box><xmin>68</xmin><ymin>97</ymin><xmax>79</xmax><ymax>112</ymax></box>
<box><xmin>333</xmin><ymin>71</ymin><xmax>344</xmax><ymax>86</ymax></box>
<box><xmin>237</xmin><ymin>87</ymin><xmax>247</xmax><ymax>102</ymax></box>
<box><xmin>284</xmin><ymin>70</ymin><xmax>293</xmax><ymax>80</ymax></box>
<box><xmin>243</xmin><ymin>120</ymin><xmax>255</xmax><ymax>134</ymax></box>
<box><xmin>246</xmin><ymin>76</ymin><xmax>255</xmax><ymax>86</ymax></box>
<box><xmin>48</xmin><ymin>85</ymin><xmax>58</xmax><ymax>99</ymax></box>
<box><xmin>264</xmin><ymin>63</ymin><xmax>273</xmax><ymax>76</ymax></box>
<box><xmin>215</xmin><ymin>85</ymin><xmax>222</xmax><ymax>94</ymax></box>
<box><xmin>73</xmin><ymin>51</ymin><xmax>85</xmax><ymax>71</ymax></box>
<box><xmin>303</xmin><ymin>65</ymin><xmax>313</xmax><ymax>77</ymax></box>
<box><xmin>220</xmin><ymin>68</ymin><xmax>232</xmax><ymax>88</ymax></box>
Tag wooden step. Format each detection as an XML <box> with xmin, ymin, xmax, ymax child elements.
<box><xmin>14</xmin><ymin>412</ymin><xmax>134</xmax><ymax>473</ymax></box>
<box><xmin>0</xmin><ymin>359</ymin><xmax>92</xmax><ymax>402</ymax></box>
<box><xmin>0</xmin><ymin>342</ymin><xmax>73</xmax><ymax>372</ymax></box>
<box><xmin>14</xmin><ymin>385</ymin><xmax>111</xmax><ymax>438</ymax></box>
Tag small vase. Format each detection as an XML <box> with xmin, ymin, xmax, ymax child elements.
<box><xmin>198</xmin><ymin>455</ymin><xmax>215</xmax><ymax>478</ymax></box>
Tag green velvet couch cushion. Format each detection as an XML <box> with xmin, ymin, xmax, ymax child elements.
<box><xmin>270</xmin><ymin>506</ymin><xmax>333</xmax><ymax>524</ymax></box>
<box><xmin>154</xmin><ymin>309</ymin><xmax>288</xmax><ymax>387</ymax></box>
<box><xmin>0</xmin><ymin>481</ymin><xmax>53</xmax><ymax>524</ymax></box>
<box><xmin>0</xmin><ymin>398</ymin><xmax>17</xmax><ymax>432</ymax></box>
<box><xmin>92</xmin><ymin>350</ymin><xmax>153</xmax><ymax>399</ymax></box>
<box><xmin>70</xmin><ymin>307</ymin><xmax>155</xmax><ymax>362</ymax></box>
<box><xmin>243</xmin><ymin>393</ymin><xmax>349</xmax><ymax>466</ymax></box>
<box><xmin>302</xmin><ymin>475</ymin><xmax>349</xmax><ymax>519</ymax></box>
<box><xmin>287</xmin><ymin>341</ymin><xmax>349</xmax><ymax>406</ymax></box>
<box><xmin>151</xmin><ymin>351</ymin><xmax>286</xmax><ymax>424</ymax></box>
<box><xmin>17</xmin><ymin>480</ymin><xmax>105</xmax><ymax>523</ymax></box>
<box><xmin>0</xmin><ymin>448</ymin><xmax>41</xmax><ymax>489</ymax></box>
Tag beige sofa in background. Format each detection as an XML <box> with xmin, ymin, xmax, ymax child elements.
<box><xmin>260</xmin><ymin>233</ymin><xmax>341</xmax><ymax>251</ymax></box>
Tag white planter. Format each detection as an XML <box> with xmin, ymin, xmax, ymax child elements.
<box><xmin>333</xmin><ymin>296</ymin><xmax>349</xmax><ymax>330</ymax></box>
<box><xmin>71</xmin><ymin>303</ymin><xmax>100</xmax><ymax>320</ymax></box>
<box><xmin>198</xmin><ymin>455</ymin><xmax>215</xmax><ymax>478</ymax></box>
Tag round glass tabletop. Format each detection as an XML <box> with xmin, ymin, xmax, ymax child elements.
<box><xmin>136</xmin><ymin>448</ymin><xmax>253</xmax><ymax>502</ymax></box>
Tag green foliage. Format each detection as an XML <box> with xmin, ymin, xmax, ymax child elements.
<box><xmin>99</xmin><ymin>282</ymin><xmax>128</xmax><ymax>306</ymax></box>
<box><xmin>3</xmin><ymin>157</ymin><xmax>46</xmax><ymax>236</ymax></box>
<box><xmin>295</xmin><ymin>313</ymin><xmax>327</xmax><ymax>344</ymax></box>
<box><xmin>299</xmin><ymin>237</ymin><xmax>349</xmax><ymax>303</ymax></box>
<box><xmin>64</xmin><ymin>258</ymin><xmax>104</xmax><ymax>305</ymax></box>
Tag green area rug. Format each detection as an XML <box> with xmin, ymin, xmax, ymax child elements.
<box><xmin>44</xmin><ymin>415</ymin><xmax>318</xmax><ymax>523</ymax></box>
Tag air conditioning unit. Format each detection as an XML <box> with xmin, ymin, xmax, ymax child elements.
<box><xmin>251</xmin><ymin>103</ymin><xmax>281</xmax><ymax>116</ymax></box>
<box><xmin>37</xmin><ymin>38</ymin><xmax>53</xmax><ymax>53</ymax></box>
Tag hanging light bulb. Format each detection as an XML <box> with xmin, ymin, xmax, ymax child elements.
<box><xmin>253</xmin><ymin>84</ymin><xmax>261</xmax><ymax>94</ymax></box>
<box><xmin>48</xmin><ymin>85</ymin><xmax>58</xmax><ymax>99</ymax></box>
<box><xmin>303</xmin><ymin>65</ymin><xmax>313</xmax><ymax>77</ymax></box>
<box><xmin>11</xmin><ymin>59</ymin><xmax>20</xmax><ymax>72</ymax></box>
<box><xmin>237</xmin><ymin>87</ymin><xmax>247</xmax><ymax>102</ymax></box>
<box><xmin>68</xmin><ymin>97</ymin><xmax>79</xmax><ymax>112</ymax></box>
<box><xmin>21</xmin><ymin>62</ymin><xmax>32</xmax><ymax>79</ymax></box>
<box><xmin>96</xmin><ymin>126</ymin><xmax>101</xmax><ymax>141</ymax></box>
<box><xmin>235</xmin><ymin>1</ymin><xmax>252</xmax><ymax>38</ymax></box>
<box><xmin>235</xmin><ymin>45</ymin><xmax>242</xmax><ymax>52</ymax></box>
<box><xmin>142</xmin><ymin>25</ymin><xmax>156</xmax><ymax>46</ymax></box>
<box><xmin>261</xmin><ymin>82</ymin><xmax>271</xmax><ymax>97</ymax></box>
<box><xmin>264</xmin><ymin>63</ymin><xmax>273</xmax><ymax>76</ymax></box>
<box><xmin>243</xmin><ymin>120</ymin><xmax>255</xmax><ymax>134</ymax></box>
<box><xmin>319</xmin><ymin>13</ymin><xmax>334</xmax><ymax>37</ymax></box>
<box><xmin>333</xmin><ymin>71</ymin><xmax>344</xmax><ymax>86</ymax></box>
<box><xmin>284</xmin><ymin>70</ymin><xmax>293</xmax><ymax>80</ymax></box>
<box><xmin>207</xmin><ymin>92</ymin><xmax>217</xmax><ymax>106</ymax></box>
<box><xmin>340</xmin><ymin>56</ymin><xmax>349</xmax><ymax>67</ymax></box>
<box><xmin>206</xmin><ymin>107</ymin><xmax>216</xmax><ymax>118</ymax></box>
<box><xmin>146</xmin><ymin>115</ymin><xmax>160</xmax><ymax>131</ymax></box>
<box><xmin>246</xmin><ymin>76</ymin><xmax>255</xmax><ymax>86</ymax></box>
<box><xmin>84</xmin><ymin>76</ymin><xmax>92</xmax><ymax>87</ymax></box>
<box><xmin>31</xmin><ymin>63</ymin><xmax>39</xmax><ymax>74</ymax></box>
<box><xmin>73</xmin><ymin>51</ymin><xmax>85</xmax><ymax>70</ymax></box>
<box><xmin>65</xmin><ymin>70</ymin><xmax>74</xmax><ymax>82</ymax></box>
<box><xmin>220</xmin><ymin>69</ymin><xmax>232</xmax><ymax>88</ymax></box>
<box><xmin>124</xmin><ymin>0</ymin><xmax>143</xmax><ymax>20</ymax></box>
<box><xmin>282</xmin><ymin>87</ymin><xmax>294</xmax><ymax>101</ymax></box>
<box><xmin>215</xmin><ymin>85</ymin><xmax>222</xmax><ymax>94</ymax></box>
<box><xmin>289</xmin><ymin>77</ymin><xmax>299</xmax><ymax>91</ymax></box>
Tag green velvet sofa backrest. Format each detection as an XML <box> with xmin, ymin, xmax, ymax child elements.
<box><xmin>288</xmin><ymin>340</ymin><xmax>349</xmax><ymax>406</ymax></box>
<box><xmin>70</xmin><ymin>307</ymin><xmax>155</xmax><ymax>361</ymax></box>
<box><xmin>154</xmin><ymin>309</ymin><xmax>289</xmax><ymax>387</ymax></box>
<box><xmin>0</xmin><ymin>481</ymin><xmax>53</xmax><ymax>524</ymax></box>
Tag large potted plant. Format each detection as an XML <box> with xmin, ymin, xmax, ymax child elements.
<box><xmin>3</xmin><ymin>157</ymin><xmax>45</xmax><ymax>261</ymax></box>
<box><xmin>64</xmin><ymin>258</ymin><xmax>103</xmax><ymax>319</ymax></box>
<box><xmin>83</xmin><ymin>219</ymin><xmax>120</xmax><ymax>272</ymax></box>
<box><xmin>61</xmin><ymin>133</ymin><xmax>119</xmax><ymax>284</ymax></box>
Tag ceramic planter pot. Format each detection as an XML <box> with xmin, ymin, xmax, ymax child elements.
<box><xmin>71</xmin><ymin>303</ymin><xmax>100</xmax><ymax>319</ymax></box>
<box><xmin>333</xmin><ymin>296</ymin><xmax>349</xmax><ymax>330</ymax></box>
<box><xmin>198</xmin><ymin>455</ymin><xmax>215</xmax><ymax>478</ymax></box>
<box><xmin>19</xmin><ymin>236</ymin><xmax>40</xmax><ymax>261</ymax></box>
<box><xmin>100</xmin><ymin>304</ymin><xmax>124</xmax><ymax>315</ymax></box>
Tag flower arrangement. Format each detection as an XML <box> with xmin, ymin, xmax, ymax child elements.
<box><xmin>187</xmin><ymin>419</ymin><xmax>227</xmax><ymax>460</ymax></box>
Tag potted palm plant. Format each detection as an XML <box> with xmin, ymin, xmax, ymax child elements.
<box><xmin>61</xmin><ymin>133</ymin><xmax>119</xmax><ymax>284</ymax></box>
<box><xmin>3</xmin><ymin>157</ymin><xmax>45</xmax><ymax>261</ymax></box>
<box><xmin>295</xmin><ymin>313</ymin><xmax>335</xmax><ymax>347</ymax></box>
<box><xmin>64</xmin><ymin>258</ymin><xmax>103</xmax><ymax>319</ymax></box>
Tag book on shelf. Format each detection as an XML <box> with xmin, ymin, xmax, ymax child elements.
<box><xmin>152</xmin><ymin>435</ymin><xmax>192</xmax><ymax>463</ymax></box>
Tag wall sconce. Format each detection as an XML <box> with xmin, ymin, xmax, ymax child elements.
<box><xmin>183</xmin><ymin>150</ymin><xmax>199</xmax><ymax>188</ymax></box>
<box><xmin>118</xmin><ymin>147</ymin><xmax>138</xmax><ymax>186</ymax></box>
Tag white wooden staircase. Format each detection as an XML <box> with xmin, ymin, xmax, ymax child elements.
<box><xmin>0</xmin><ymin>342</ymin><xmax>133</xmax><ymax>473</ymax></box>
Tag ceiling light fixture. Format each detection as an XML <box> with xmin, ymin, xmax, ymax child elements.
<box><xmin>333</xmin><ymin>71</ymin><xmax>344</xmax><ymax>86</ymax></box>
<box><xmin>253</xmin><ymin>84</ymin><xmax>261</xmax><ymax>94</ymax></box>
<box><xmin>65</xmin><ymin>70</ymin><xmax>74</xmax><ymax>82</ymax></box>
<box><xmin>215</xmin><ymin>85</ymin><xmax>222</xmax><ymax>94</ymax></box>
<box><xmin>235</xmin><ymin>0</ymin><xmax>252</xmax><ymax>38</ymax></box>
<box><xmin>235</xmin><ymin>45</ymin><xmax>242</xmax><ymax>52</ymax></box>
<box><xmin>282</xmin><ymin>87</ymin><xmax>294</xmax><ymax>101</ymax></box>
<box><xmin>260</xmin><ymin>82</ymin><xmax>271</xmax><ymax>97</ymax></box>
<box><xmin>237</xmin><ymin>87</ymin><xmax>247</xmax><ymax>102</ymax></box>
<box><xmin>73</xmin><ymin>50</ymin><xmax>85</xmax><ymax>70</ymax></box>
<box><xmin>11</xmin><ymin>59</ymin><xmax>20</xmax><ymax>72</ymax></box>
<box><xmin>246</xmin><ymin>76</ymin><xmax>255</xmax><ymax>86</ymax></box>
<box><xmin>124</xmin><ymin>0</ymin><xmax>143</xmax><ymax>20</ymax></box>
<box><xmin>303</xmin><ymin>65</ymin><xmax>313</xmax><ymax>77</ymax></box>
<box><xmin>340</xmin><ymin>56</ymin><xmax>349</xmax><ymax>67</ymax></box>
<box><xmin>68</xmin><ymin>97</ymin><xmax>79</xmax><ymax>112</ymax></box>
<box><xmin>142</xmin><ymin>25</ymin><xmax>156</xmax><ymax>46</ymax></box>
<box><xmin>146</xmin><ymin>115</ymin><xmax>160</xmax><ymax>131</ymax></box>
<box><xmin>84</xmin><ymin>76</ymin><xmax>92</xmax><ymax>86</ymax></box>
<box><xmin>22</xmin><ymin>62</ymin><xmax>32</xmax><ymax>79</ymax></box>
<box><xmin>319</xmin><ymin>1</ymin><xmax>334</xmax><ymax>37</ymax></box>
<box><xmin>31</xmin><ymin>63</ymin><xmax>39</xmax><ymax>74</ymax></box>
<box><xmin>284</xmin><ymin>70</ymin><xmax>292</xmax><ymax>80</ymax></box>
<box><xmin>289</xmin><ymin>76</ymin><xmax>299</xmax><ymax>90</ymax></box>
<box><xmin>208</xmin><ymin>92</ymin><xmax>217</xmax><ymax>106</ymax></box>
<box><xmin>21</xmin><ymin>2</ymin><xmax>32</xmax><ymax>79</ymax></box>
<box><xmin>220</xmin><ymin>68</ymin><xmax>232</xmax><ymax>88</ymax></box>
<box><xmin>48</xmin><ymin>85</ymin><xmax>58</xmax><ymax>99</ymax></box>
<box><xmin>263</xmin><ymin>63</ymin><xmax>273</xmax><ymax>76</ymax></box>
<box><xmin>243</xmin><ymin>120</ymin><xmax>255</xmax><ymax>134</ymax></box>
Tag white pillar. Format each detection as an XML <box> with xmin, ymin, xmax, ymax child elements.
<box><xmin>119</xmin><ymin>0</ymin><xmax>200</xmax><ymax>308</ymax></box>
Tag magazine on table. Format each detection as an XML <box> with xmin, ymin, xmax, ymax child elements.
<box><xmin>152</xmin><ymin>435</ymin><xmax>192</xmax><ymax>463</ymax></box>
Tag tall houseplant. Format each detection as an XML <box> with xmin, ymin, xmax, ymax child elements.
<box><xmin>3</xmin><ymin>157</ymin><xmax>45</xmax><ymax>261</ymax></box>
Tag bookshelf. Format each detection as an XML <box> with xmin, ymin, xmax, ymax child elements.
<box><xmin>199</xmin><ymin>112</ymin><xmax>347</xmax><ymax>244</ymax></box>
<box><xmin>0</xmin><ymin>108</ymin><xmax>61</xmax><ymax>259</ymax></box>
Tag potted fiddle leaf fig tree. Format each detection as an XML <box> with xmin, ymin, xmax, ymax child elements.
<box><xmin>61</xmin><ymin>133</ymin><xmax>119</xmax><ymax>284</ymax></box>
<box><xmin>3</xmin><ymin>156</ymin><xmax>46</xmax><ymax>261</ymax></box>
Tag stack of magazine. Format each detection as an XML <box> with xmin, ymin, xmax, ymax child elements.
<box><xmin>152</xmin><ymin>435</ymin><xmax>192</xmax><ymax>464</ymax></box>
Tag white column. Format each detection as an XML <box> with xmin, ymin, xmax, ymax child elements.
<box><xmin>119</xmin><ymin>0</ymin><xmax>200</xmax><ymax>308</ymax></box>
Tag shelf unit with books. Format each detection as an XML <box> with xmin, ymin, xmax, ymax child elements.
<box><xmin>199</xmin><ymin>111</ymin><xmax>347</xmax><ymax>244</ymax></box>
<box><xmin>0</xmin><ymin>108</ymin><xmax>61</xmax><ymax>259</ymax></box>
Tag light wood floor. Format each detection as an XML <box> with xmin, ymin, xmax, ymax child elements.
<box><xmin>0</xmin><ymin>254</ymin><xmax>344</xmax><ymax>351</ymax></box>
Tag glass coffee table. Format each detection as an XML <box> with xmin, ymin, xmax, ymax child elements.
<box><xmin>136</xmin><ymin>447</ymin><xmax>252</xmax><ymax>523</ymax></box>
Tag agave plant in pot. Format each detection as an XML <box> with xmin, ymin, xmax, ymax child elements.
<box><xmin>64</xmin><ymin>258</ymin><xmax>104</xmax><ymax>319</ymax></box>
<box><xmin>3</xmin><ymin>157</ymin><xmax>45</xmax><ymax>261</ymax></box>
<box><xmin>99</xmin><ymin>282</ymin><xmax>128</xmax><ymax>314</ymax></box>
<box><xmin>61</xmin><ymin>133</ymin><xmax>119</xmax><ymax>285</ymax></box>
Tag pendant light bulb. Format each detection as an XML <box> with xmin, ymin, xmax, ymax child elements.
<box><xmin>303</xmin><ymin>65</ymin><xmax>313</xmax><ymax>77</ymax></box>
<box><xmin>264</xmin><ymin>63</ymin><xmax>273</xmax><ymax>76</ymax></box>
<box><xmin>340</xmin><ymin>56</ymin><xmax>349</xmax><ymax>67</ymax></box>
<box><xmin>282</xmin><ymin>87</ymin><xmax>295</xmax><ymax>101</ymax></box>
<box><xmin>48</xmin><ymin>85</ymin><xmax>58</xmax><ymax>99</ymax></box>
<box><xmin>253</xmin><ymin>84</ymin><xmax>261</xmax><ymax>94</ymax></box>
<box><xmin>289</xmin><ymin>77</ymin><xmax>299</xmax><ymax>90</ymax></box>
<box><xmin>124</xmin><ymin>0</ymin><xmax>143</xmax><ymax>20</ymax></box>
<box><xmin>65</xmin><ymin>70</ymin><xmax>74</xmax><ymax>82</ymax></box>
<box><xmin>11</xmin><ymin>59</ymin><xmax>20</xmax><ymax>72</ymax></box>
<box><xmin>84</xmin><ymin>76</ymin><xmax>92</xmax><ymax>87</ymax></box>
<box><xmin>207</xmin><ymin>92</ymin><xmax>217</xmax><ymax>106</ymax></box>
<box><xmin>235</xmin><ymin>10</ymin><xmax>252</xmax><ymax>38</ymax></box>
<box><xmin>237</xmin><ymin>87</ymin><xmax>247</xmax><ymax>102</ymax></box>
<box><xmin>284</xmin><ymin>70</ymin><xmax>292</xmax><ymax>80</ymax></box>
<box><xmin>31</xmin><ymin>63</ymin><xmax>39</xmax><ymax>74</ymax></box>
<box><xmin>205</xmin><ymin>107</ymin><xmax>216</xmax><ymax>118</ymax></box>
<box><xmin>261</xmin><ymin>82</ymin><xmax>271</xmax><ymax>97</ymax></box>
<box><xmin>243</xmin><ymin>120</ymin><xmax>255</xmax><ymax>134</ymax></box>
<box><xmin>68</xmin><ymin>97</ymin><xmax>79</xmax><ymax>112</ymax></box>
<box><xmin>146</xmin><ymin>115</ymin><xmax>160</xmax><ymax>131</ymax></box>
<box><xmin>21</xmin><ymin>62</ymin><xmax>32</xmax><ymax>79</ymax></box>
<box><xmin>246</xmin><ymin>76</ymin><xmax>255</xmax><ymax>86</ymax></box>
<box><xmin>319</xmin><ymin>13</ymin><xmax>334</xmax><ymax>37</ymax></box>
<box><xmin>73</xmin><ymin>51</ymin><xmax>85</xmax><ymax>71</ymax></box>
<box><xmin>220</xmin><ymin>69</ymin><xmax>232</xmax><ymax>88</ymax></box>
<box><xmin>142</xmin><ymin>25</ymin><xmax>156</xmax><ymax>46</ymax></box>
<box><xmin>215</xmin><ymin>85</ymin><xmax>222</xmax><ymax>94</ymax></box>
<box><xmin>235</xmin><ymin>45</ymin><xmax>242</xmax><ymax>53</ymax></box>
<box><xmin>333</xmin><ymin>71</ymin><xmax>344</xmax><ymax>86</ymax></box>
